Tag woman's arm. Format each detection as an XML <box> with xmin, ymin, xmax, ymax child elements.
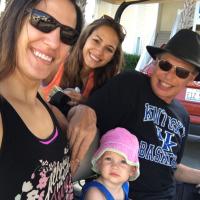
<box><xmin>63</xmin><ymin>88</ymin><xmax>87</xmax><ymax>105</ymax></box>
<box><xmin>67</xmin><ymin>105</ymin><xmax>97</xmax><ymax>174</ymax></box>
<box><xmin>175</xmin><ymin>163</ymin><xmax>200</xmax><ymax>184</ymax></box>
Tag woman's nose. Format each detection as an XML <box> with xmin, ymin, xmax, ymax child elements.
<box><xmin>43</xmin><ymin>28</ymin><xmax>61</xmax><ymax>49</ymax></box>
<box><xmin>95</xmin><ymin>46</ymin><xmax>104</xmax><ymax>56</ymax></box>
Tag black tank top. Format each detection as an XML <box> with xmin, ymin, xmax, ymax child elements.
<box><xmin>0</xmin><ymin>95</ymin><xmax>73</xmax><ymax>199</ymax></box>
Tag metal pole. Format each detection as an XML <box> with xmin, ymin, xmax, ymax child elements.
<box><xmin>114</xmin><ymin>0</ymin><xmax>150</xmax><ymax>22</ymax></box>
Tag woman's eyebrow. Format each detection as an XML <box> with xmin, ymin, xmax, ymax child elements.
<box><xmin>94</xmin><ymin>34</ymin><xmax>116</xmax><ymax>50</ymax></box>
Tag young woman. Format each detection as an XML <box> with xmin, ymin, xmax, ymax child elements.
<box><xmin>0</xmin><ymin>0</ymin><xmax>82</xmax><ymax>199</ymax></box>
<box><xmin>60</xmin><ymin>15</ymin><xmax>126</xmax><ymax>104</ymax></box>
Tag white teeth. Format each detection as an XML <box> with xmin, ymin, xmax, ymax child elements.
<box><xmin>90</xmin><ymin>53</ymin><xmax>100</xmax><ymax>62</ymax></box>
<box><xmin>160</xmin><ymin>81</ymin><xmax>171</xmax><ymax>88</ymax></box>
<box><xmin>33</xmin><ymin>50</ymin><xmax>52</xmax><ymax>62</ymax></box>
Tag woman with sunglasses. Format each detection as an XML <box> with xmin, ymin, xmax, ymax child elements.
<box><xmin>67</xmin><ymin>29</ymin><xmax>200</xmax><ymax>200</ymax></box>
<box><xmin>57</xmin><ymin>15</ymin><xmax>125</xmax><ymax>106</ymax></box>
<box><xmin>0</xmin><ymin>0</ymin><xmax>82</xmax><ymax>199</ymax></box>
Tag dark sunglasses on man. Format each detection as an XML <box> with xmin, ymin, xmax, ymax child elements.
<box><xmin>27</xmin><ymin>8</ymin><xmax>79</xmax><ymax>45</ymax></box>
<box><xmin>157</xmin><ymin>59</ymin><xmax>194</xmax><ymax>79</ymax></box>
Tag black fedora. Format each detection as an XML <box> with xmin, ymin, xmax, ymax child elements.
<box><xmin>146</xmin><ymin>29</ymin><xmax>200</xmax><ymax>81</ymax></box>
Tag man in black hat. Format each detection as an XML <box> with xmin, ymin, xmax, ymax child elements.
<box><xmin>68</xmin><ymin>29</ymin><xmax>200</xmax><ymax>199</ymax></box>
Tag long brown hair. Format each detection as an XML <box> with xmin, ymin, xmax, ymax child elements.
<box><xmin>60</xmin><ymin>16</ymin><xmax>126</xmax><ymax>93</ymax></box>
<box><xmin>0</xmin><ymin>0</ymin><xmax>82</xmax><ymax>81</ymax></box>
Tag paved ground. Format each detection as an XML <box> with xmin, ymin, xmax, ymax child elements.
<box><xmin>182</xmin><ymin>139</ymin><xmax>200</xmax><ymax>169</ymax></box>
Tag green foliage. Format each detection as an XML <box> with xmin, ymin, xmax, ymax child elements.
<box><xmin>124</xmin><ymin>52</ymin><xmax>140</xmax><ymax>71</ymax></box>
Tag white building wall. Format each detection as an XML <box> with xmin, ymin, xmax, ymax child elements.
<box><xmin>160</xmin><ymin>2</ymin><xmax>184</xmax><ymax>31</ymax></box>
<box><xmin>86</xmin><ymin>1</ymin><xmax>184</xmax><ymax>55</ymax></box>
<box><xmin>0</xmin><ymin>0</ymin><xmax>6</xmax><ymax>13</ymax></box>
<box><xmin>120</xmin><ymin>3</ymin><xmax>159</xmax><ymax>54</ymax></box>
<box><xmin>95</xmin><ymin>2</ymin><xmax>159</xmax><ymax>54</ymax></box>
<box><xmin>95</xmin><ymin>0</ymin><xmax>119</xmax><ymax>18</ymax></box>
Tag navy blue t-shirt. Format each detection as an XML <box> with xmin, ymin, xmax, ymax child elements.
<box><xmin>86</xmin><ymin>71</ymin><xmax>189</xmax><ymax>200</ymax></box>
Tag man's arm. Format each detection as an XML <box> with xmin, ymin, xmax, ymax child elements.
<box><xmin>175</xmin><ymin>163</ymin><xmax>200</xmax><ymax>184</ymax></box>
<box><xmin>67</xmin><ymin>105</ymin><xmax>97</xmax><ymax>175</ymax></box>
<box><xmin>67</xmin><ymin>72</ymin><xmax>136</xmax><ymax>174</ymax></box>
<box><xmin>50</xmin><ymin>103</ymin><xmax>97</xmax><ymax>175</ymax></box>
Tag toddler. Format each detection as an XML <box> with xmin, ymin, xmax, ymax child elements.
<box><xmin>80</xmin><ymin>127</ymin><xmax>140</xmax><ymax>200</ymax></box>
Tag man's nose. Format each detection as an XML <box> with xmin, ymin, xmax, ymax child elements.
<box><xmin>165</xmin><ymin>67</ymin><xmax>177</xmax><ymax>79</ymax></box>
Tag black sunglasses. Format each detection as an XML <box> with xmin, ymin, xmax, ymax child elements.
<box><xmin>158</xmin><ymin>59</ymin><xmax>193</xmax><ymax>79</ymax></box>
<box><xmin>28</xmin><ymin>8</ymin><xmax>79</xmax><ymax>45</ymax></box>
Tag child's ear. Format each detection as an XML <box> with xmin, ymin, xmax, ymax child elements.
<box><xmin>129</xmin><ymin>166</ymin><xmax>137</xmax><ymax>177</ymax></box>
<box><xmin>95</xmin><ymin>158</ymin><xmax>102</xmax><ymax>171</ymax></box>
<box><xmin>96</xmin><ymin>158</ymin><xmax>102</xmax><ymax>165</ymax></box>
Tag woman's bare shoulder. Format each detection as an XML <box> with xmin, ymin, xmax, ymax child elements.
<box><xmin>48</xmin><ymin>103</ymin><xmax>68</xmax><ymax>131</ymax></box>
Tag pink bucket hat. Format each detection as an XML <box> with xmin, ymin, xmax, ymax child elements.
<box><xmin>91</xmin><ymin>127</ymin><xmax>140</xmax><ymax>181</ymax></box>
